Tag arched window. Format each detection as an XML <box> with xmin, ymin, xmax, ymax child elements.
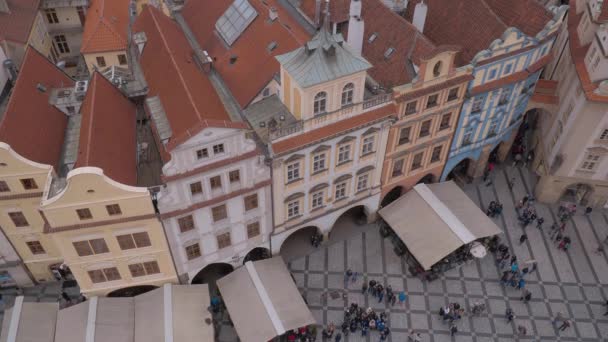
<box><xmin>433</xmin><ymin>61</ymin><xmax>442</xmax><ymax>77</ymax></box>
<box><xmin>341</xmin><ymin>83</ymin><xmax>354</xmax><ymax>106</ymax></box>
<box><xmin>314</xmin><ymin>91</ymin><xmax>327</xmax><ymax>115</ymax></box>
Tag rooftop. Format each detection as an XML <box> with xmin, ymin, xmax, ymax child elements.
<box><xmin>181</xmin><ymin>0</ymin><xmax>311</xmax><ymax>107</ymax></box>
<box><xmin>0</xmin><ymin>47</ymin><xmax>74</xmax><ymax>167</ymax></box>
<box><xmin>134</xmin><ymin>5</ymin><xmax>247</xmax><ymax>156</ymax></box>
<box><xmin>81</xmin><ymin>0</ymin><xmax>129</xmax><ymax>54</ymax></box>
<box><xmin>243</xmin><ymin>94</ymin><xmax>297</xmax><ymax>143</ymax></box>
<box><xmin>74</xmin><ymin>72</ymin><xmax>137</xmax><ymax>186</ymax></box>
<box><xmin>0</xmin><ymin>0</ymin><xmax>40</xmax><ymax>44</ymax></box>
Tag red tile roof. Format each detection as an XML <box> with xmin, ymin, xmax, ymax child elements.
<box><xmin>272</xmin><ymin>103</ymin><xmax>396</xmax><ymax>155</ymax></box>
<box><xmin>403</xmin><ymin>0</ymin><xmax>552</xmax><ymax>63</ymax></box>
<box><xmin>74</xmin><ymin>72</ymin><xmax>137</xmax><ymax>186</ymax></box>
<box><xmin>0</xmin><ymin>0</ymin><xmax>40</xmax><ymax>44</ymax></box>
<box><xmin>181</xmin><ymin>0</ymin><xmax>311</xmax><ymax>107</ymax></box>
<box><xmin>568</xmin><ymin>0</ymin><xmax>608</xmax><ymax>103</ymax></box>
<box><xmin>298</xmin><ymin>0</ymin><xmax>437</xmax><ymax>87</ymax></box>
<box><xmin>134</xmin><ymin>6</ymin><xmax>247</xmax><ymax>155</ymax></box>
<box><xmin>0</xmin><ymin>47</ymin><xmax>73</xmax><ymax>166</ymax></box>
<box><xmin>81</xmin><ymin>0</ymin><xmax>129</xmax><ymax>54</ymax></box>
<box><xmin>599</xmin><ymin>1</ymin><xmax>608</xmax><ymax>23</ymax></box>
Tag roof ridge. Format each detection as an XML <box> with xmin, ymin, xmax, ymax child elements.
<box><xmin>81</xmin><ymin>19</ymin><xmax>103</xmax><ymax>52</ymax></box>
<box><xmin>148</xmin><ymin>7</ymin><xmax>205</xmax><ymax>122</ymax></box>
<box><xmin>479</xmin><ymin>0</ymin><xmax>508</xmax><ymax>32</ymax></box>
<box><xmin>98</xmin><ymin>11</ymin><xmax>128</xmax><ymax>45</ymax></box>
<box><xmin>80</xmin><ymin>73</ymin><xmax>98</xmax><ymax>166</ymax></box>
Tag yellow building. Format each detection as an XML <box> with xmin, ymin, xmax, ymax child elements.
<box><xmin>0</xmin><ymin>48</ymin><xmax>70</xmax><ymax>282</ymax></box>
<box><xmin>80</xmin><ymin>0</ymin><xmax>129</xmax><ymax>73</ymax></box>
<box><xmin>40</xmin><ymin>73</ymin><xmax>177</xmax><ymax>296</ymax></box>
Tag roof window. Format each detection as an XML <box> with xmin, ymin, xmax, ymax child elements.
<box><xmin>215</xmin><ymin>0</ymin><xmax>258</xmax><ymax>46</ymax></box>
<box><xmin>384</xmin><ymin>47</ymin><xmax>395</xmax><ymax>59</ymax></box>
<box><xmin>267</xmin><ymin>41</ymin><xmax>278</xmax><ymax>52</ymax></box>
<box><xmin>368</xmin><ymin>33</ymin><xmax>378</xmax><ymax>43</ymax></box>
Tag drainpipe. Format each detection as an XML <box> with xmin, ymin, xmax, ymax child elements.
<box><xmin>153</xmin><ymin>195</ymin><xmax>183</xmax><ymax>284</ymax></box>
<box><xmin>266</xmin><ymin>147</ymin><xmax>276</xmax><ymax>257</ymax></box>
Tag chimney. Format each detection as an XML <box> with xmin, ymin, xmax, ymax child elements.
<box><xmin>412</xmin><ymin>1</ymin><xmax>428</xmax><ymax>33</ymax></box>
<box><xmin>314</xmin><ymin>0</ymin><xmax>322</xmax><ymax>27</ymax></box>
<box><xmin>393</xmin><ymin>0</ymin><xmax>408</xmax><ymax>11</ymax></box>
<box><xmin>347</xmin><ymin>0</ymin><xmax>364</xmax><ymax>55</ymax></box>
<box><xmin>269</xmin><ymin>7</ymin><xmax>278</xmax><ymax>21</ymax></box>
<box><xmin>0</xmin><ymin>0</ymin><xmax>9</xmax><ymax>14</ymax></box>
<box><xmin>133</xmin><ymin>32</ymin><xmax>147</xmax><ymax>55</ymax></box>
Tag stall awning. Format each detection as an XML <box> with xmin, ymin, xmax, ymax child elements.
<box><xmin>217</xmin><ymin>257</ymin><xmax>315</xmax><ymax>342</ymax></box>
<box><xmin>378</xmin><ymin>181</ymin><xmax>502</xmax><ymax>270</ymax></box>
<box><xmin>0</xmin><ymin>297</ymin><xmax>58</xmax><ymax>342</ymax></box>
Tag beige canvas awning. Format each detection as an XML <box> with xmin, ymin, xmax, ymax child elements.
<box><xmin>217</xmin><ymin>257</ymin><xmax>315</xmax><ymax>342</ymax></box>
<box><xmin>379</xmin><ymin>181</ymin><xmax>502</xmax><ymax>270</ymax></box>
<box><xmin>0</xmin><ymin>297</ymin><xmax>58</xmax><ymax>342</ymax></box>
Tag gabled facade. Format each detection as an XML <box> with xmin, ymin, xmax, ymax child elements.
<box><xmin>531</xmin><ymin>0</ymin><xmax>608</xmax><ymax>207</ymax></box>
<box><xmin>266</xmin><ymin>12</ymin><xmax>395</xmax><ymax>253</ymax></box>
<box><xmin>134</xmin><ymin>6</ymin><xmax>273</xmax><ymax>282</ymax></box>
<box><xmin>0</xmin><ymin>48</ymin><xmax>71</xmax><ymax>282</ymax></box>
<box><xmin>39</xmin><ymin>73</ymin><xmax>177</xmax><ymax>296</ymax></box>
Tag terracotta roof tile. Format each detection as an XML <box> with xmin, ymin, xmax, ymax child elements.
<box><xmin>74</xmin><ymin>72</ymin><xmax>137</xmax><ymax>186</ymax></box>
<box><xmin>272</xmin><ymin>103</ymin><xmax>396</xmax><ymax>155</ymax></box>
<box><xmin>0</xmin><ymin>47</ymin><xmax>74</xmax><ymax>166</ymax></box>
<box><xmin>133</xmin><ymin>6</ymin><xmax>243</xmax><ymax>153</ymax></box>
<box><xmin>404</xmin><ymin>0</ymin><xmax>552</xmax><ymax>63</ymax></box>
<box><xmin>182</xmin><ymin>0</ymin><xmax>311</xmax><ymax>107</ymax></box>
<box><xmin>81</xmin><ymin>0</ymin><xmax>129</xmax><ymax>53</ymax></box>
<box><xmin>599</xmin><ymin>1</ymin><xmax>608</xmax><ymax>22</ymax></box>
<box><xmin>300</xmin><ymin>0</ymin><xmax>350</xmax><ymax>25</ymax></box>
<box><xmin>0</xmin><ymin>0</ymin><xmax>39</xmax><ymax>44</ymax></box>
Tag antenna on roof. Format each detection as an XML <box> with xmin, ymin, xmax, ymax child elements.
<box><xmin>322</xmin><ymin>0</ymin><xmax>331</xmax><ymax>33</ymax></box>
<box><xmin>36</xmin><ymin>83</ymin><xmax>47</xmax><ymax>93</ymax></box>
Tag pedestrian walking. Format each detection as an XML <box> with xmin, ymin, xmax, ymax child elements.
<box><xmin>450</xmin><ymin>325</ymin><xmax>458</xmax><ymax>336</ymax></box>
<box><xmin>558</xmin><ymin>319</ymin><xmax>571</xmax><ymax>332</ymax></box>
<box><xmin>519</xmin><ymin>234</ymin><xmax>528</xmax><ymax>245</ymax></box>
<box><xmin>507</xmin><ymin>177</ymin><xmax>515</xmax><ymax>190</ymax></box>
<box><xmin>552</xmin><ymin>312</ymin><xmax>564</xmax><ymax>327</ymax></box>
<box><xmin>506</xmin><ymin>308</ymin><xmax>514</xmax><ymax>322</ymax></box>
<box><xmin>517</xmin><ymin>325</ymin><xmax>527</xmax><ymax>336</ymax></box>
<box><xmin>368</xmin><ymin>280</ymin><xmax>376</xmax><ymax>295</ymax></box>
<box><xmin>513</xmin><ymin>153</ymin><xmax>523</xmax><ymax>167</ymax></box>
<box><xmin>585</xmin><ymin>206</ymin><xmax>593</xmax><ymax>215</ymax></box>
<box><xmin>344</xmin><ymin>269</ymin><xmax>352</xmax><ymax>287</ymax></box>
<box><xmin>520</xmin><ymin>289</ymin><xmax>532</xmax><ymax>303</ymax></box>
<box><xmin>536</xmin><ymin>217</ymin><xmax>544</xmax><ymax>230</ymax></box>
<box><xmin>399</xmin><ymin>291</ymin><xmax>407</xmax><ymax>305</ymax></box>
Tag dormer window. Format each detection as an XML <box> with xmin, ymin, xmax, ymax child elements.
<box><xmin>384</xmin><ymin>48</ymin><xmax>395</xmax><ymax>59</ymax></box>
<box><xmin>368</xmin><ymin>33</ymin><xmax>378</xmax><ymax>43</ymax></box>
<box><xmin>341</xmin><ymin>83</ymin><xmax>354</xmax><ymax>106</ymax></box>
<box><xmin>433</xmin><ymin>61</ymin><xmax>442</xmax><ymax>77</ymax></box>
<box><xmin>314</xmin><ymin>92</ymin><xmax>327</xmax><ymax>115</ymax></box>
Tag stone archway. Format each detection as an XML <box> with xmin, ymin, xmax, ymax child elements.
<box><xmin>446</xmin><ymin>158</ymin><xmax>475</xmax><ymax>183</ymax></box>
<box><xmin>561</xmin><ymin>183</ymin><xmax>594</xmax><ymax>206</ymax></box>
<box><xmin>191</xmin><ymin>263</ymin><xmax>234</xmax><ymax>285</ymax></box>
<box><xmin>279</xmin><ymin>226</ymin><xmax>322</xmax><ymax>262</ymax></box>
<box><xmin>107</xmin><ymin>285</ymin><xmax>158</xmax><ymax>297</ymax></box>
<box><xmin>243</xmin><ymin>247</ymin><xmax>271</xmax><ymax>264</ymax></box>
<box><xmin>416</xmin><ymin>173</ymin><xmax>436</xmax><ymax>185</ymax></box>
<box><xmin>381</xmin><ymin>186</ymin><xmax>403</xmax><ymax>207</ymax></box>
<box><xmin>327</xmin><ymin>205</ymin><xmax>370</xmax><ymax>243</ymax></box>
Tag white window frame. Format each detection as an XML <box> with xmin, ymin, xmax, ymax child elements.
<box><xmin>356</xmin><ymin>174</ymin><xmax>369</xmax><ymax>192</ymax></box>
<box><xmin>314</xmin><ymin>92</ymin><xmax>327</xmax><ymax>115</ymax></box>
<box><xmin>335</xmin><ymin>182</ymin><xmax>347</xmax><ymax>200</ymax></box>
<box><xmin>362</xmin><ymin>136</ymin><xmax>375</xmax><ymax>155</ymax></box>
<box><xmin>287</xmin><ymin>200</ymin><xmax>300</xmax><ymax>218</ymax></box>
<box><xmin>311</xmin><ymin>191</ymin><xmax>324</xmax><ymax>209</ymax></box>
<box><xmin>312</xmin><ymin>153</ymin><xmax>326</xmax><ymax>173</ymax></box>
<box><xmin>286</xmin><ymin>162</ymin><xmax>301</xmax><ymax>182</ymax></box>
<box><xmin>337</xmin><ymin>144</ymin><xmax>351</xmax><ymax>164</ymax></box>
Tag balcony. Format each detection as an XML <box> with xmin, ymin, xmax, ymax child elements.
<box><xmin>42</xmin><ymin>0</ymin><xmax>89</xmax><ymax>8</ymax></box>
<box><xmin>269</xmin><ymin>93</ymin><xmax>392</xmax><ymax>141</ymax></box>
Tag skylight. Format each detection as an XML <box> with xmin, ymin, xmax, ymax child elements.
<box><xmin>368</xmin><ymin>33</ymin><xmax>378</xmax><ymax>43</ymax></box>
<box><xmin>215</xmin><ymin>0</ymin><xmax>258</xmax><ymax>46</ymax></box>
<box><xmin>384</xmin><ymin>47</ymin><xmax>395</xmax><ymax>59</ymax></box>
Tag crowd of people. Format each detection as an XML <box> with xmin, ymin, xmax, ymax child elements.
<box><xmin>486</xmin><ymin>200</ymin><xmax>503</xmax><ymax>217</ymax></box>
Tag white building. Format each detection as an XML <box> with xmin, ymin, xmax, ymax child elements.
<box><xmin>134</xmin><ymin>6</ymin><xmax>273</xmax><ymax>283</ymax></box>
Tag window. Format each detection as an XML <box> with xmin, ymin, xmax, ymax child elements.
<box><xmin>357</xmin><ymin>174</ymin><xmax>369</xmax><ymax>191</ymax></box>
<box><xmin>212</xmin><ymin>204</ymin><xmax>228</xmax><ymax>222</ymax></box>
<box><xmin>209</xmin><ymin>176</ymin><xmax>222</xmax><ymax>189</ymax></box>
<box><xmin>447</xmin><ymin>88</ymin><xmax>458</xmax><ymax>101</ymax></box>
<box><xmin>72</xmin><ymin>239</ymin><xmax>109</xmax><ymax>256</ymax></box>
<box><xmin>426</xmin><ymin>94</ymin><xmax>438</xmax><ymax>108</ymax></box>
<box><xmin>244</xmin><ymin>194</ymin><xmax>258</xmax><ymax>210</ymax></box>
<box><xmin>341</xmin><ymin>83</ymin><xmax>354</xmax><ymax>106</ymax></box>
<box><xmin>314</xmin><ymin>92</ymin><xmax>327</xmax><ymax>115</ymax></box>
<box><xmin>76</xmin><ymin>208</ymin><xmax>93</xmax><ymax>220</ymax></box>
<box><xmin>117</xmin><ymin>232</ymin><xmax>151</xmax><ymax>250</ymax></box>
<box><xmin>439</xmin><ymin>113</ymin><xmax>451</xmax><ymax>130</ymax></box>
<box><xmin>129</xmin><ymin>261</ymin><xmax>160</xmax><ymax>277</ymax></box>
<box><xmin>312</xmin><ymin>153</ymin><xmax>326</xmax><ymax>173</ymax></box>
<box><xmin>178</xmin><ymin>215</ymin><xmax>195</xmax><ymax>233</ymax></box>
<box><xmin>392</xmin><ymin>159</ymin><xmax>404</xmax><ymax>177</ymax></box>
<box><xmin>432</xmin><ymin>61</ymin><xmax>442</xmax><ymax>77</ymax></box>
<box><xmin>190</xmin><ymin>181</ymin><xmax>203</xmax><ymax>195</ymax></box>
<box><xmin>20</xmin><ymin>178</ymin><xmax>38</xmax><ymax>190</ymax></box>
<box><xmin>118</xmin><ymin>54</ymin><xmax>128</xmax><ymax>65</ymax></box>
<box><xmin>311</xmin><ymin>191</ymin><xmax>324</xmax><ymax>209</ymax></box>
<box><xmin>105</xmin><ymin>204</ymin><xmax>122</xmax><ymax>216</ymax></box>
<box><xmin>384</xmin><ymin>47</ymin><xmax>395</xmax><ymax>59</ymax></box>
<box><xmin>335</xmin><ymin>182</ymin><xmax>347</xmax><ymax>200</ymax></box>
<box><xmin>419</xmin><ymin>120</ymin><xmax>432</xmax><ymax>138</ymax></box>
<box><xmin>96</xmin><ymin>56</ymin><xmax>106</xmax><ymax>68</ymax></box>
<box><xmin>8</xmin><ymin>212</ymin><xmax>28</xmax><ymax>227</ymax></box>
<box><xmin>581</xmin><ymin>153</ymin><xmax>601</xmax><ymax>171</ymax></box>
<box><xmin>54</xmin><ymin>35</ymin><xmax>70</xmax><ymax>54</ymax></box>
<box><xmin>488</xmin><ymin>69</ymin><xmax>497</xmax><ymax>80</ymax></box>
<box><xmin>403</xmin><ymin>102</ymin><xmax>417</xmax><ymax>116</ymax></box>
<box><xmin>337</xmin><ymin>144</ymin><xmax>351</xmax><ymax>164</ymax></box>
<box><xmin>0</xmin><ymin>181</ymin><xmax>8</xmax><ymax>192</ymax></box>
<box><xmin>247</xmin><ymin>222</ymin><xmax>261</xmax><ymax>238</ymax></box>
<box><xmin>504</xmin><ymin>64</ymin><xmax>512</xmax><ymax>75</ymax></box>
<box><xmin>488</xmin><ymin>122</ymin><xmax>498</xmax><ymax>136</ymax></box>
<box><xmin>398</xmin><ymin>127</ymin><xmax>411</xmax><ymax>145</ymax></box>
<box><xmin>185</xmin><ymin>243</ymin><xmax>201</xmax><ymax>260</ymax></box>
<box><xmin>287</xmin><ymin>200</ymin><xmax>300</xmax><ymax>218</ymax></box>
<box><xmin>593</xmin><ymin>55</ymin><xmax>601</xmax><ymax>70</ymax></box>
<box><xmin>599</xmin><ymin>129</ymin><xmax>608</xmax><ymax>140</ymax></box>
<box><xmin>196</xmin><ymin>148</ymin><xmax>209</xmax><ymax>159</ymax></box>
<box><xmin>88</xmin><ymin>267</ymin><xmax>121</xmax><ymax>283</ymax></box>
<box><xmin>215</xmin><ymin>0</ymin><xmax>258</xmax><ymax>46</ymax></box>
<box><xmin>430</xmin><ymin>146</ymin><xmax>442</xmax><ymax>163</ymax></box>
<box><xmin>26</xmin><ymin>241</ymin><xmax>45</xmax><ymax>255</ymax></box>
<box><xmin>411</xmin><ymin>152</ymin><xmax>423</xmax><ymax>170</ymax></box>
<box><xmin>45</xmin><ymin>9</ymin><xmax>59</xmax><ymax>23</ymax></box>
<box><xmin>368</xmin><ymin>32</ymin><xmax>378</xmax><ymax>43</ymax></box>
<box><xmin>471</xmin><ymin>97</ymin><xmax>483</xmax><ymax>113</ymax></box>
<box><xmin>286</xmin><ymin>162</ymin><xmax>300</xmax><ymax>182</ymax></box>
<box><xmin>213</xmin><ymin>144</ymin><xmax>225</xmax><ymax>154</ymax></box>
<box><xmin>229</xmin><ymin>170</ymin><xmax>240</xmax><ymax>183</ymax></box>
<box><xmin>499</xmin><ymin>89</ymin><xmax>511</xmax><ymax>104</ymax></box>
<box><xmin>217</xmin><ymin>232</ymin><xmax>231</xmax><ymax>249</ymax></box>
<box><xmin>362</xmin><ymin>136</ymin><xmax>375</xmax><ymax>155</ymax></box>
<box><xmin>462</xmin><ymin>131</ymin><xmax>473</xmax><ymax>145</ymax></box>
